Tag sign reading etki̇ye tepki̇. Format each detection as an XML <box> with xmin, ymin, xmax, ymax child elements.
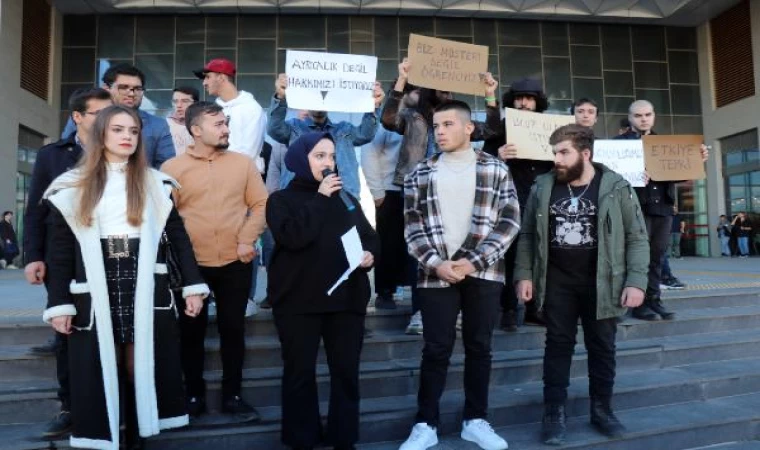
<box><xmin>285</xmin><ymin>50</ymin><xmax>378</xmax><ymax>113</ymax></box>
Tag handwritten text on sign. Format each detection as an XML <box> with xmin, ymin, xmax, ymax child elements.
<box><xmin>593</xmin><ymin>140</ymin><xmax>646</xmax><ymax>187</ymax></box>
<box><xmin>505</xmin><ymin>109</ymin><xmax>575</xmax><ymax>161</ymax></box>
<box><xmin>407</xmin><ymin>34</ymin><xmax>489</xmax><ymax>96</ymax></box>
<box><xmin>642</xmin><ymin>135</ymin><xmax>705</xmax><ymax>181</ymax></box>
<box><xmin>285</xmin><ymin>50</ymin><xmax>378</xmax><ymax>113</ymax></box>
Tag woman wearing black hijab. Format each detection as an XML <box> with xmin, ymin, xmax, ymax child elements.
<box><xmin>267</xmin><ymin>132</ymin><xmax>379</xmax><ymax>450</ymax></box>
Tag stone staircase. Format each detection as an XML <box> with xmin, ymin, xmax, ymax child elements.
<box><xmin>2</xmin><ymin>289</ymin><xmax>760</xmax><ymax>449</ymax></box>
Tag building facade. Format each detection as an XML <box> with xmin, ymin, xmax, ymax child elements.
<box><xmin>1</xmin><ymin>0</ymin><xmax>758</xmax><ymax>257</ymax></box>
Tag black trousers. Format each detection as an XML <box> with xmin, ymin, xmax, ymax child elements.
<box><xmin>543</xmin><ymin>283</ymin><xmax>617</xmax><ymax>405</ymax></box>
<box><xmin>500</xmin><ymin>238</ymin><xmax>519</xmax><ymax>312</ymax></box>
<box><xmin>178</xmin><ymin>260</ymin><xmax>252</xmax><ymax>399</ymax></box>
<box><xmin>644</xmin><ymin>215</ymin><xmax>672</xmax><ymax>296</ymax></box>
<box><xmin>274</xmin><ymin>312</ymin><xmax>365</xmax><ymax>448</ymax></box>
<box><xmin>55</xmin><ymin>331</ymin><xmax>71</xmax><ymax>411</ymax></box>
<box><xmin>416</xmin><ymin>277</ymin><xmax>501</xmax><ymax>426</ymax></box>
<box><xmin>375</xmin><ymin>191</ymin><xmax>414</xmax><ymax>294</ymax></box>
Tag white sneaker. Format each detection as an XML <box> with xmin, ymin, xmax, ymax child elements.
<box><xmin>399</xmin><ymin>423</ymin><xmax>438</xmax><ymax>450</ymax></box>
<box><xmin>406</xmin><ymin>311</ymin><xmax>423</xmax><ymax>335</ymax></box>
<box><xmin>461</xmin><ymin>419</ymin><xmax>508</xmax><ymax>450</ymax></box>
<box><xmin>6</xmin><ymin>264</ymin><xmax>17</xmax><ymax>270</ymax></box>
<box><xmin>245</xmin><ymin>298</ymin><xmax>258</xmax><ymax>317</ymax></box>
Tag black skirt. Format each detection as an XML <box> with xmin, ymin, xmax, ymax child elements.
<box><xmin>101</xmin><ymin>237</ymin><xmax>140</xmax><ymax>344</ymax></box>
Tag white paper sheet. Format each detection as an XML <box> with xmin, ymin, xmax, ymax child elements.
<box><xmin>327</xmin><ymin>226</ymin><xmax>364</xmax><ymax>296</ymax></box>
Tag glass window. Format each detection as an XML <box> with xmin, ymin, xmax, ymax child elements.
<box><xmin>436</xmin><ymin>18</ymin><xmax>472</xmax><ymax>37</ymax></box>
<box><xmin>238</xmin><ymin>75</ymin><xmax>277</xmax><ymax>106</ymax></box>
<box><xmin>136</xmin><ymin>16</ymin><xmax>174</xmax><ymax>54</ymax></box>
<box><xmin>62</xmin><ymin>48</ymin><xmax>96</xmax><ymax>84</ymax></box>
<box><xmin>544</xmin><ymin>57</ymin><xmax>571</xmax><ymax>100</ymax></box>
<box><xmin>280</xmin><ymin>16</ymin><xmax>325</xmax><ymax>48</ymax></box>
<box><xmin>399</xmin><ymin>17</ymin><xmax>434</xmax><ymax>49</ymax></box>
<box><xmin>377</xmin><ymin>59</ymin><xmax>399</xmax><ymax>82</ymax></box>
<box><xmin>729</xmin><ymin>174</ymin><xmax>748</xmax><ymax>214</ymax></box>
<box><xmin>97</xmin><ymin>16</ymin><xmax>134</xmax><ymax>58</ymax></box>
<box><xmin>573</xmin><ymin>78</ymin><xmax>604</xmax><ymax>113</ymax></box>
<box><xmin>499</xmin><ymin>47</ymin><xmax>542</xmax><ymax>87</ymax></box>
<box><xmin>541</xmin><ymin>22</ymin><xmax>569</xmax><ymax>57</ymax></box>
<box><xmin>601</xmin><ymin>25</ymin><xmax>631</xmax><ymax>70</ymax></box>
<box><xmin>726</xmin><ymin>152</ymin><xmax>745</xmax><ymax>167</ymax></box>
<box><xmin>141</xmin><ymin>90</ymin><xmax>172</xmax><ymax>113</ymax></box>
<box><xmin>632</xmin><ymin>26</ymin><xmax>666</xmax><ymax>61</ymax></box>
<box><xmin>135</xmin><ymin>54</ymin><xmax>174</xmax><ymax>90</ymax></box>
<box><xmin>239</xmin><ymin>16</ymin><xmax>276</xmax><ymax>39</ymax></box>
<box><xmin>328</xmin><ymin>16</ymin><xmax>350</xmax><ymax>53</ymax></box>
<box><xmin>668</xmin><ymin>51</ymin><xmax>699</xmax><ymax>84</ymax></box>
<box><xmin>175</xmin><ymin>44</ymin><xmax>205</xmax><ymax>79</ymax></box>
<box><xmin>207</xmin><ymin>16</ymin><xmax>237</xmax><ymax>48</ymax></box>
<box><xmin>351</xmin><ymin>42</ymin><xmax>373</xmax><ymax>56</ymax></box>
<box><xmin>474</xmin><ymin>19</ymin><xmax>497</xmax><ymax>49</ymax></box>
<box><xmin>634</xmin><ymin>62</ymin><xmax>669</xmax><ymax>89</ymax></box>
<box><xmin>636</xmin><ymin>89</ymin><xmax>671</xmax><ymax>114</ymax></box>
<box><xmin>350</xmin><ymin>17</ymin><xmax>373</xmax><ymax>42</ymax></box>
<box><xmin>671</xmin><ymin>85</ymin><xmax>702</xmax><ymax>115</ymax></box>
<box><xmin>750</xmin><ymin>171</ymin><xmax>760</xmax><ymax>212</ymax></box>
<box><xmin>605</xmin><ymin>96</ymin><xmax>634</xmax><ymax>114</ymax></box>
<box><xmin>64</xmin><ymin>15</ymin><xmax>96</xmax><ymax>46</ymax></box>
<box><xmin>176</xmin><ymin>17</ymin><xmax>205</xmax><ymax>43</ymax></box>
<box><xmin>60</xmin><ymin>83</ymin><xmax>92</xmax><ymax>109</ymax></box>
<box><xmin>239</xmin><ymin>40</ymin><xmax>276</xmax><ymax>74</ymax></box>
<box><xmin>667</xmin><ymin>27</ymin><xmax>697</xmax><ymax>50</ymax></box>
<box><xmin>604</xmin><ymin>71</ymin><xmax>633</xmax><ymax>96</ymax></box>
<box><xmin>374</xmin><ymin>17</ymin><xmax>398</xmax><ymax>59</ymax></box>
<box><xmin>498</xmin><ymin>20</ymin><xmax>540</xmax><ymax>46</ymax></box>
<box><xmin>673</xmin><ymin>116</ymin><xmax>703</xmax><ymax>134</ymax></box>
<box><xmin>571</xmin><ymin>45</ymin><xmax>602</xmax><ymax>77</ymax></box>
<box><xmin>206</xmin><ymin>49</ymin><xmax>237</xmax><ymax>65</ymax></box>
<box><xmin>570</xmin><ymin>23</ymin><xmax>599</xmax><ymax>45</ymax></box>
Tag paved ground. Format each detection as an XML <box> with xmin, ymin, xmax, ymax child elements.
<box><xmin>1</xmin><ymin>256</ymin><xmax>758</xmax><ymax>325</ymax></box>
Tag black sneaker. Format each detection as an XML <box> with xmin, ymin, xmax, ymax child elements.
<box><xmin>631</xmin><ymin>303</ymin><xmax>659</xmax><ymax>321</ymax></box>
<box><xmin>541</xmin><ymin>404</ymin><xmax>566</xmax><ymax>446</ymax></box>
<box><xmin>186</xmin><ymin>396</ymin><xmax>206</xmax><ymax>417</ymax></box>
<box><xmin>663</xmin><ymin>277</ymin><xmax>686</xmax><ymax>290</ymax></box>
<box><xmin>647</xmin><ymin>295</ymin><xmax>675</xmax><ymax>320</ymax></box>
<box><xmin>30</xmin><ymin>337</ymin><xmax>59</xmax><ymax>356</ymax></box>
<box><xmin>590</xmin><ymin>398</ymin><xmax>626</xmax><ymax>438</ymax></box>
<box><xmin>42</xmin><ymin>410</ymin><xmax>72</xmax><ymax>438</ymax></box>
<box><xmin>374</xmin><ymin>294</ymin><xmax>397</xmax><ymax>310</ymax></box>
<box><xmin>221</xmin><ymin>396</ymin><xmax>261</xmax><ymax>422</ymax></box>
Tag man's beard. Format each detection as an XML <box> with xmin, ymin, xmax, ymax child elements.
<box><xmin>215</xmin><ymin>139</ymin><xmax>230</xmax><ymax>150</ymax></box>
<box><xmin>555</xmin><ymin>157</ymin><xmax>584</xmax><ymax>183</ymax></box>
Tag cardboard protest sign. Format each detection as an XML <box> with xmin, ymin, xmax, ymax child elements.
<box><xmin>285</xmin><ymin>50</ymin><xmax>378</xmax><ymax>113</ymax></box>
<box><xmin>505</xmin><ymin>109</ymin><xmax>575</xmax><ymax>161</ymax></box>
<box><xmin>407</xmin><ymin>34</ymin><xmax>489</xmax><ymax>96</ymax></box>
<box><xmin>593</xmin><ymin>140</ymin><xmax>646</xmax><ymax>187</ymax></box>
<box><xmin>642</xmin><ymin>135</ymin><xmax>705</xmax><ymax>181</ymax></box>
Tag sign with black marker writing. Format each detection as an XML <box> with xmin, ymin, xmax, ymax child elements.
<box><xmin>504</xmin><ymin>108</ymin><xmax>575</xmax><ymax>161</ymax></box>
<box><xmin>285</xmin><ymin>50</ymin><xmax>378</xmax><ymax>113</ymax></box>
<box><xmin>407</xmin><ymin>34</ymin><xmax>489</xmax><ymax>96</ymax></box>
<box><xmin>642</xmin><ymin>135</ymin><xmax>705</xmax><ymax>181</ymax></box>
<box><xmin>593</xmin><ymin>140</ymin><xmax>646</xmax><ymax>187</ymax></box>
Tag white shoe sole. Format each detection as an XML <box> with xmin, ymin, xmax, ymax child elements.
<box><xmin>400</xmin><ymin>435</ymin><xmax>438</xmax><ymax>450</ymax></box>
<box><xmin>461</xmin><ymin>429</ymin><xmax>508</xmax><ymax>450</ymax></box>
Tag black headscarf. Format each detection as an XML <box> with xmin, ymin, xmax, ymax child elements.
<box><xmin>284</xmin><ymin>132</ymin><xmax>334</xmax><ymax>183</ymax></box>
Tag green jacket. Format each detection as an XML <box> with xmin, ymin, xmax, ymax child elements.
<box><xmin>513</xmin><ymin>163</ymin><xmax>649</xmax><ymax>320</ymax></box>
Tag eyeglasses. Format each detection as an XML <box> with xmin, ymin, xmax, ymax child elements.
<box><xmin>82</xmin><ymin>108</ymin><xmax>107</xmax><ymax>116</ymax></box>
<box><xmin>112</xmin><ymin>84</ymin><xmax>145</xmax><ymax>95</ymax></box>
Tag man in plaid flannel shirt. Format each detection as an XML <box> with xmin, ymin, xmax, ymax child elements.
<box><xmin>399</xmin><ymin>101</ymin><xmax>520</xmax><ymax>450</ymax></box>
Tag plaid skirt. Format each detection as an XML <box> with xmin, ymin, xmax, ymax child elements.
<box><xmin>101</xmin><ymin>237</ymin><xmax>140</xmax><ymax>344</ymax></box>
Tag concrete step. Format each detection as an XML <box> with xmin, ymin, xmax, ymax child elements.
<box><xmin>10</xmin><ymin>360</ymin><xmax>760</xmax><ymax>450</ymax></box>
<box><xmin>359</xmin><ymin>391</ymin><xmax>760</xmax><ymax>450</ymax></box>
<box><xmin>5</xmin><ymin>302</ymin><xmax>760</xmax><ymax>381</ymax></box>
<box><xmin>687</xmin><ymin>442</ymin><xmax>760</xmax><ymax>450</ymax></box>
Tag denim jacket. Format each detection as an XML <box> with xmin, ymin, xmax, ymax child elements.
<box><xmin>267</xmin><ymin>96</ymin><xmax>378</xmax><ymax>198</ymax></box>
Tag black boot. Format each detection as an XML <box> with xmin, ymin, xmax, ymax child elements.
<box><xmin>647</xmin><ymin>294</ymin><xmax>675</xmax><ymax>320</ymax></box>
<box><xmin>541</xmin><ymin>404</ymin><xmax>566</xmax><ymax>446</ymax></box>
<box><xmin>631</xmin><ymin>302</ymin><xmax>659</xmax><ymax>321</ymax></box>
<box><xmin>500</xmin><ymin>309</ymin><xmax>518</xmax><ymax>332</ymax></box>
<box><xmin>590</xmin><ymin>398</ymin><xmax>626</xmax><ymax>438</ymax></box>
<box><xmin>124</xmin><ymin>383</ymin><xmax>143</xmax><ymax>449</ymax></box>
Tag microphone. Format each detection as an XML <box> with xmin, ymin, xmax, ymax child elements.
<box><xmin>321</xmin><ymin>169</ymin><xmax>356</xmax><ymax>211</ymax></box>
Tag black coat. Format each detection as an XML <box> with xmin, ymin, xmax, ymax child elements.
<box><xmin>43</xmin><ymin>169</ymin><xmax>208</xmax><ymax>449</ymax></box>
<box><xmin>266</xmin><ymin>179</ymin><xmax>380</xmax><ymax>315</ymax></box>
<box><xmin>614</xmin><ymin>129</ymin><xmax>676</xmax><ymax>217</ymax></box>
<box><xmin>23</xmin><ymin>133</ymin><xmax>83</xmax><ymax>264</ymax></box>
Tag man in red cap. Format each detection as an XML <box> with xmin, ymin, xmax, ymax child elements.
<box><xmin>194</xmin><ymin>58</ymin><xmax>268</xmax><ymax>173</ymax></box>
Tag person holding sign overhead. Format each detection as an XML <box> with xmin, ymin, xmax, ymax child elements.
<box><xmin>266</xmin><ymin>132</ymin><xmax>378</xmax><ymax>450</ymax></box>
<box><xmin>400</xmin><ymin>101</ymin><xmax>519</xmax><ymax>450</ymax></box>
<box><xmin>483</xmin><ymin>77</ymin><xmax>552</xmax><ymax>331</ymax></box>
<box><xmin>268</xmin><ymin>73</ymin><xmax>381</xmax><ymax>199</ymax></box>
<box><xmin>614</xmin><ymin>100</ymin><xmax>708</xmax><ymax>321</ymax></box>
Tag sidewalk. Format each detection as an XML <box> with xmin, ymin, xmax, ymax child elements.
<box><xmin>1</xmin><ymin>256</ymin><xmax>758</xmax><ymax>325</ymax></box>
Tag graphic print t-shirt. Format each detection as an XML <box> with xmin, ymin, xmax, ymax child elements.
<box><xmin>547</xmin><ymin>170</ymin><xmax>602</xmax><ymax>285</ymax></box>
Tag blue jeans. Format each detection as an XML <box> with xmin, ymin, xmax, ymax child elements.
<box><xmin>720</xmin><ymin>236</ymin><xmax>731</xmax><ymax>255</ymax></box>
<box><xmin>738</xmin><ymin>236</ymin><xmax>750</xmax><ymax>256</ymax></box>
<box><xmin>249</xmin><ymin>229</ymin><xmax>276</xmax><ymax>300</ymax></box>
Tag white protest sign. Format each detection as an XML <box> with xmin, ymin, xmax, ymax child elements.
<box><xmin>593</xmin><ymin>140</ymin><xmax>646</xmax><ymax>187</ymax></box>
<box><xmin>285</xmin><ymin>50</ymin><xmax>378</xmax><ymax>113</ymax></box>
<box><xmin>505</xmin><ymin>109</ymin><xmax>575</xmax><ymax>161</ymax></box>
<box><xmin>327</xmin><ymin>226</ymin><xmax>364</xmax><ymax>296</ymax></box>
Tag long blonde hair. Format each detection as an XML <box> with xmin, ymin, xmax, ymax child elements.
<box><xmin>75</xmin><ymin>105</ymin><xmax>148</xmax><ymax>227</ymax></box>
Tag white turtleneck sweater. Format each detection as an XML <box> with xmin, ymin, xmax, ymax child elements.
<box><xmin>96</xmin><ymin>162</ymin><xmax>141</xmax><ymax>238</ymax></box>
<box><xmin>436</xmin><ymin>149</ymin><xmax>476</xmax><ymax>258</ymax></box>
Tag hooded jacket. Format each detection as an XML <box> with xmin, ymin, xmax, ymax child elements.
<box><xmin>216</xmin><ymin>90</ymin><xmax>268</xmax><ymax>173</ymax></box>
